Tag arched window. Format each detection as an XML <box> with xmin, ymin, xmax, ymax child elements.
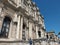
<box><xmin>38</xmin><ymin>31</ymin><xmax>41</xmax><ymax>37</ymax></box>
<box><xmin>0</xmin><ymin>16</ymin><xmax>11</xmax><ymax>38</ymax></box>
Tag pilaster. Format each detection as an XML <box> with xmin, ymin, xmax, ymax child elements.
<box><xmin>40</xmin><ymin>29</ymin><xmax>45</xmax><ymax>38</ymax></box>
<box><xmin>29</xmin><ymin>22</ymin><xmax>32</xmax><ymax>39</ymax></box>
<box><xmin>8</xmin><ymin>21</ymin><xmax>12</xmax><ymax>38</ymax></box>
<box><xmin>16</xmin><ymin>15</ymin><xmax>20</xmax><ymax>39</ymax></box>
<box><xmin>36</xmin><ymin>25</ymin><xmax>39</xmax><ymax>39</ymax></box>
<box><xmin>20</xmin><ymin>17</ymin><xmax>23</xmax><ymax>40</ymax></box>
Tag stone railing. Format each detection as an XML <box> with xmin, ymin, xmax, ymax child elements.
<box><xmin>0</xmin><ymin>39</ymin><xmax>30</xmax><ymax>45</ymax></box>
<box><xmin>0</xmin><ymin>38</ymin><xmax>59</xmax><ymax>45</ymax></box>
<box><xmin>33</xmin><ymin>38</ymin><xmax>60</xmax><ymax>45</ymax></box>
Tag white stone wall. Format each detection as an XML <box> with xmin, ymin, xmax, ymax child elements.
<box><xmin>41</xmin><ymin>41</ymin><xmax>47</xmax><ymax>45</ymax></box>
<box><xmin>50</xmin><ymin>41</ymin><xmax>55</xmax><ymax>45</ymax></box>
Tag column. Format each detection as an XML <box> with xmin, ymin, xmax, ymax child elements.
<box><xmin>41</xmin><ymin>29</ymin><xmax>44</xmax><ymax>38</ymax></box>
<box><xmin>0</xmin><ymin>19</ymin><xmax>3</xmax><ymax>31</ymax></box>
<box><xmin>29</xmin><ymin>22</ymin><xmax>32</xmax><ymax>39</ymax></box>
<box><xmin>8</xmin><ymin>21</ymin><xmax>12</xmax><ymax>38</ymax></box>
<box><xmin>36</xmin><ymin>26</ymin><xmax>39</xmax><ymax>38</ymax></box>
<box><xmin>0</xmin><ymin>7</ymin><xmax>4</xmax><ymax>32</ymax></box>
<box><xmin>26</xmin><ymin>28</ymin><xmax>29</xmax><ymax>41</ymax></box>
<box><xmin>20</xmin><ymin>17</ymin><xmax>23</xmax><ymax>40</ymax></box>
<box><xmin>16</xmin><ymin>16</ymin><xmax>20</xmax><ymax>39</ymax></box>
<box><xmin>26</xmin><ymin>20</ymin><xmax>29</xmax><ymax>40</ymax></box>
<box><xmin>40</xmin><ymin>29</ymin><xmax>43</xmax><ymax>38</ymax></box>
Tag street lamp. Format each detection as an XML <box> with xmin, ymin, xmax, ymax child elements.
<box><xmin>29</xmin><ymin>38</ymin><xmax>33</xmax><ymax>45</ymax></box>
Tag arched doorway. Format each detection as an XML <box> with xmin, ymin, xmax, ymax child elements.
<box><xmin>0</xmin><ymin>16</ymin><xmax>11</xmax><ymax>38</ymax></box>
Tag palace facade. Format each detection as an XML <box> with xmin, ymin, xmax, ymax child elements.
<box><xmin>0</xmin><ymin>0</ymin><xmax>59</xmax><ymax>45</ymax></box>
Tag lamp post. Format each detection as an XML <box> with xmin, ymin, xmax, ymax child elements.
<box><xmin>29</xmin><ymin>38</ymin><xmax>33</xmax><ymax>45</ymax></box>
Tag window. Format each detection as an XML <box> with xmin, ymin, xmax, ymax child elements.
<box><xmin>22</xmin><ymin>23</ymin><xmax>26</xmax><ymax>40</ymax></box>
<box><xmin>38</xmin><ymin>31</ymin><xmax>41</xmax><ymax>37</ymax></box>
<box><xmin>46</xmin><ymin>35</ymin><xmax>48</xmax><ymax>39</ymax></box>
<box><xmin>50</xmin><ymin>36</ymin><xmax>52</xmax><ymax>39</ymax></box>
<box><xmin>50</xmin><ymin>35</ymin><xmax>53</xmax><ymax>39</ymax></box>
<box><xmin>23</xmin><ymin>23</ymin><xmax>26</xmax><ymax>29</ymax></box>
<box><xmin>0</xmin><ymin>16</ymin><xmax>11</xmax><ymax>38</ymax></box>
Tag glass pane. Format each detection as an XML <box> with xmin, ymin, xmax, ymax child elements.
<box><xmin>6</xmin><ymin>28</ymin><xmax>9</xmax><ymax>32</ymax></box>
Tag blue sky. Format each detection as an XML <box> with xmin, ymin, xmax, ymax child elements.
<box><xmin>32</xmin><ymin>0</ymin><xmax>60</xmax><ymax>35</ymax></box>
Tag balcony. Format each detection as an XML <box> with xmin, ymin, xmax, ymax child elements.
<box><xmin>1</xmin><ymin>0</ymin><xmax>17</xmax><ymax>7</ymax></box>
<box><xmin>33</xmin><ymin>18</ymin><xmax>38</xmax><ymax>24</ymax></box>
<box><xmin>38</xmin><ymin>23</ymin><xmax>42</xmax><ymax>27</ymax></box>
<box><xmin>1</xmin><ymin>0</ymin><xmax>28</xmax><ymax>12</ymax></box>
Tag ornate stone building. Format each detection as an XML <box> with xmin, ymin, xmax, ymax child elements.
<box><xmin>0</xmin><ymin>0</ymin><xmax>59</xmax><ymax>45</ymax></box>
